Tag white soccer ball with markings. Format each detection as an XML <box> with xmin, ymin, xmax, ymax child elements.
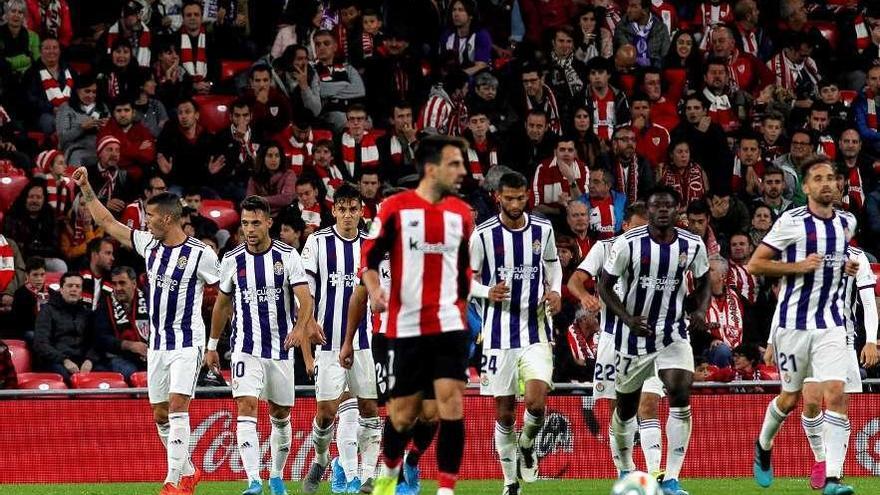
<box><xmin>610</xmin><ymin>471</ymin><xmax>660</xmax><ymax>495</ymax></box>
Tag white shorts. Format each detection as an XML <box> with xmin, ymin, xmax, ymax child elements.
<box><xmin>803</xmin><ymin>347</ymin><xmax>862</xmax><ymax>394</ymax></box>
<box><xmin>479</xmin><ymin>343</ymin><xmax>554</xmax><ymax>397</ymax></box>
<box><xmin>314</xmin><ymin>349</ymin><xmax>377</xmax><ymax>401</ymax></box>
<box><xmin>616</xmin><ymin>340</ymin><xmax>694</xmax><ymax>395</ymax></box>
<box><xmin>593</xmin><ymin>334</ymin><xmax>664</xmax><ymax>399</ymax></box>
<box><xmin>774</xmin><ymin>326</ymin><xmax>848</xmax><ymax>393</ymax></box>
<box><xmin>147</xmin><ymin>347</ymin><xmax>202</xmax><ymax>404</ymax></box>
<box><xmin>231</xmin><ymin>352</ymin><xmax>296</xmax><ymax>406</ymax></box>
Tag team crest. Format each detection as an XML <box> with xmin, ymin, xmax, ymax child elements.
<box><xmin>783</xmin><ymin>373</ymin><xmax>791</xmax><ymax>383</ymax></box>
<box><xmin>652</xmin><ymin>137</ymin><xmax>660</xmax><ymax>146</ymax></box>
<box><xmin>596</xmin><ymin>382</ymin><xmax>605</xmax><ymax>392</ymax></box>
<box><xmin>737</xmin><ymin>65</ymin><xmax>745</xmax><ymax>73</ymax></box>
<box><xmin>274</xmin><ymin>261</ymin><xmax>284</xmax><ymax>276</ymax></box>
<box><xmin>177</xmin><ymin>256</ymin><xmax>188</xmax><ymax>269</ymax></box>
<box><xmin>532</xmin><ymin>239</ymin><xmax>542</xmax><ymax>255</ymax></box>
<box><xmin>301</xmin><ymin>246</ymin><xmax>311</xmax><ymax>260</ymax></box>
<box><xmin>270</xmin><ymin>106</ymin><xmax>279</xmax><ymax>116</ymax></box>
<box><xmin>678</xmin><ymin>253</ymin><xmax>688</xmax><ymax>268</ymax></box>
<box><xmin>480</xmin><ymin>373</ymin><xmax>489</xmax><ymax>387</ymax></box>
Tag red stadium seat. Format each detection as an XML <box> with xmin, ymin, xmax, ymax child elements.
<box><xmin>312</xmin><ymin>129</ymin><xmax>333</xmax><ymax>142</ymax></box>
<box><xmin>840</xmin><ymin>90</ymin><xmax>858</xmax><ymax>107</ymax></box>
<box><xmin>0</xmin><ymin>175</ymin><xmax>28</xmax><ymax>212</ymax></box>
<box><xmin>221</xmin><ymin>369</ymin><xmax>232</xmax><ymax>384</ymax></box>
<box><xmin>71</xmin><ymin>371</ymin><xmax>129</xmax><ymax>398</ymax></box>
<box><xmin>193</xmin><ymin>95</ymin><xmax>235</xmax><ymax>133</ymax></box>
<box><xmin>43</xmin><ymin>271</ymin><xmax>63</xmax><ymax>291</ymax></box>
<box><xmin>758</xmin><ymin>364</ymin><xmax>779</xmax><ymax>381</ymax></box>
<box><xmin>200</xmin><ymin>199</ymin><xmax>240</xmax><ymax>230</ymax></box>
<box><xmin>130</xmin><ymin>371</ymin><xmax>148</xmax><ymax>387</ymax></box>
<box><xmin>69</xmin><ymin>61</ymin><xmax>92</xmax><ymax>75</ymax></box>
<box><xmin>220</xmin><ymin>60</ymin><xmax>253</xmax><ymax>82</ymax></box>
<box><xmin>3</xmin><ymin>339</ymin><xmax>31</xmax><ymax>373</ymax></box>
<box><xmin>26</xmin><ymin>131</ymin><xmax>46</xmax><ymax>147</ymax></box>
<box><xmin>811</xmin><ymin>21</ymin><xmax>838</xmax><ymax>51</ymax></box>
<box><xmin>17</xmin><ymin>374</ymin><xmax>67</xmax><ymax>394</ymax></box>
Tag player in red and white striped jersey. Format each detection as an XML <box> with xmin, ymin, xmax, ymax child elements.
<box><xmin>361</xmin><ymin>135</ymin><xmax>473</xmax><ymax>495</ymax></box>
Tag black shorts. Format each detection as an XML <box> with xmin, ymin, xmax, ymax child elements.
<box><xmin>387</xmin><ymin>330</ymin><xmax>470</xmax><ymax>399</ymax></box>
<box><xmin>371</xmin><ymin>332</ymin><xmax>390</xmax><ymax>406</ymax></box>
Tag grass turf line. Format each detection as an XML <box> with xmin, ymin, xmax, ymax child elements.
<box><xmin>5</xmin><ymin>478</ymin><xmax>880</xmax><ymax>495</ymax></box>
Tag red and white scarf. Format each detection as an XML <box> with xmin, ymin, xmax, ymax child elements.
<box><xmin>588</xmin><ymin>195</ymin><xmax>616</xmax><ymax>240</ymax></box>
<box><xmin>0</xmin><ymin>236</ymin><xmax>15</xmax><ymax>292</ymax></box>
<box><xmin>361</xmin><ymin>32</ymin><xmax>375</xmax><ymax>59</ymax></box>
<box><xmin>387</xmin><ymin>135</ymin><xmax>413</xmax><ymax>166</ymax></box>
<box><xmin>727</xmin><ymin>261</ymin><xmax>758</xmax><ymax>304</ymax></box>
<box><xmin>769</xmin><ymin>52</ymin><xmax>818</xmax><ymax>92</ymax></box>
<box><xmin>847</xmin><ymin>165</ymin><xmax>865</xmax><ymax>211</ymax></box>
<box><xmin>466</xmin><ymin>148</ymin><xmax>485</xmax><ymax>183</ymax></box>
<box><xmin>737</xmin><ymin>24</ymin><xmax>758</xmax><ymax>56</ymax></box>
<box><xmin>566</xmin><ymin>324</ymin><xmax>598</xmax><ymax>363</ymax></box>
<box><xmin>180</xmin><ymin>27</ymin><xmax>207</xmax><ymax>81</ymax></box>
<box><xmin>855</xmin><ymin>14</ymin><xmax>871</xmax><ymax>53</ymax></box>
<box><xmin>590</xmin><ymin>88</ymin><xmax>617</xmax><ymax>141</ymax></box>
<box><xmin>316</xmin><ymin>162</ymin><xmax>345</xmax><ymax>201</ymax></box>
<box><xmin>614</xmin><ymin>157</ymin><xmax>641</xmax><ymax>204</ymax></box>
<box><xmin>816</xmin><ymin>135</ymin><xmax>837</xmax><ymax>160</ymax></box>
<box><xmin>44</xmin><ymin>174</ymin><xmax>73</xmax><ymax>217</ymax></box>
<box><xmin>340</xmin><ymin>131</ymin><xmax>379</xmax><ymax>177</ymax></box>
<box><xmin>233</xmin><ymin>126</ymin><xmax>258</xmax><ymax>164</ymax></box>
<box><xmin>39</xmin><ymin>1</ymin><xmax>62</xmax><ymax>39</ymax></box>
<box><xmin>526</xmin><ymin>85</ymin><xmax>561</xmax><ymax>134</ymax></box>
<box><xmin>98</xmin><ymin>165</ymin><xmax>117</xmax><ymax>201</ymax></box>
<box><xmin>107</xmin><ymin>21</ymin><xmax>151</xmax><ymax>67</ymax></box>
<box><xmin>286</xmin><ymin>129</ymin><xmax>314</xmax><ymax>175</ymax></box>
<box><xmin>660</xmin><ymin>162</ymin><xmax>706</xmax><ymax>206</ymax></box>
<box><xmin>706</xmin><ymin>287</ymin><xmax>744</xmax><ymax>349</ymax></box>
<box><xmin>866</xmin><ymin>88</ymin><xmax>878</xmax><ymax>130</ymax></box>
<box><xmin>40</xmin><ymin>67</ymin><xmax>73</xmax><ymax>107</ymax></box>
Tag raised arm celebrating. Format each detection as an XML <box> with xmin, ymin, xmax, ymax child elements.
<box><xmin>71</xmin><ymin>167</ymin><xmax>133</xmax><ymax>250</ymax></box>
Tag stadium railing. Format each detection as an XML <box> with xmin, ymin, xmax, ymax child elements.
<box><xmin>2</xmin><ymin>381</ymin><xmax>880</xmax><ymax>483</ymax></box>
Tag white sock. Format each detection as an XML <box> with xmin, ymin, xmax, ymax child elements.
<box><xmin>519</xmin><ymin>409</ymin><xmax>544</xmax><ymax>448</ymax></box>
<box><xmin>494</xmin><ymin>421</ymin><xmax>518</xmax><ymax>485</ymax></box>
<box><xmin>270</xmin><ymin>415</ymin><xmax>292</xmax><ymax>480</ymax></box>
<box><xmin>610</xmin><ymin>410</ymin><xmax>637</xmax><ymax>473</ymax></box>
<box><xmin>165</xmin><ymin>413</ymin><xmax>192</xmax><ymax>486</ymax></box>
<box><xmin>758</xmin><ymin>397</ymin><xmax>788</xmax><ymax>451</ymax></box>
<box><xmin>639</xmin><ymin>418</ymin><xmax>663</xmax><ymax>475</ymax></box>
<box><xmin>312</xmin><ymin>419</ymin><xmax>334</xmax><ymax>467</ymax></box>
<box><xmin>157</xmin><ymin>422</ymin><xmax>170</xmax><ymax>447</ymax></box>
<box><xmin>437</xmin><ymin>488</ymin><xmax>454</xmax><ymax>495</ymax></box>
<box><xmin>336</xmin><ymin>399</ymin><xmax>360</xmax><ymax>481</ymax></box>
<box><xmin>824</xmin><ymin>410</ymin><xmax>851</xmax><ymax>479</ymax></box>
<box><xmin>665</xmin><ymin>406</ymin><xmax>692</xmax><ymax>481</ymax></box>
<box><xmin>358</xmin><ymin>415</ymin><xmax>382</xmax><ymax>481</ymax></box>
<box><xmin>237</xmin><ymin>416</ymin><xmax>261</xmax><ymax>483</ymax></box>
<box><xmin>801</xmin><ymin>413</ymin><xmax>826</xmax><ymax>462</ymax></box>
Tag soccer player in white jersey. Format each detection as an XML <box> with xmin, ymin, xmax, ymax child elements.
<box><xmin>568</xmin><ymin>202</ymin><xmax>668</xmax><ymax>479</ymax></box>
<box><xmin>301</xmin><ymin>184</ymin><xmax>382</xmax><ymax>495</ymax></box>
<box><xmin>467</xmin><ymin>171</ymin><xmax>562</xmax><ymax>495</ymax></box>
<box><xmin>786</xmin><ymin>245</ymin><xmax>879</xmax><ymax>490</ymax></box>
<box><xmin>749</xmin><ymin>157</ymin><xmax>860</xmax><ymax>495</ymax></box>
<box><xmin>72</xmin><ymin>167</ymin><xmax>219</xmax><ymax>495</ymax></box>
<box><xmin>206</xmin><ymin>196</ymin><xmax>317</xmax><ymax>495</ymax></box>
<box><xmin>598</xmin><ymin>186</ymin><xmax>711</xmax><ymax>495</ymax></box>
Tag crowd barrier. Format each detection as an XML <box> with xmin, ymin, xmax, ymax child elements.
<box><xmin>2</xmin><ymin>382</ymin><xmax>880</xmax><ymax>483</ymax></box>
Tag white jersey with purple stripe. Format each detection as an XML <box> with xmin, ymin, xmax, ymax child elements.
<box><xmin>302</xmin><ymin>226</ymin><xmax>371</xmax><ymax>351</ymax></box>
<box><xmin>131</xmin><ymin>230</ymin><xmax>220</xmax><ymax>351</ymax></box>
<box><xmin>603</xmin><ymin>226</ymin><xmax>709</xmax><ymax>356</ymax></box>
<box><xmin>843</xmin><ymin>247</ymin><xmax>876</xmax><ymax>346</ymax></box>
<box><xmin>469</xmin><ymin>213</ymin><xmax>559</xmax><ymax>350</ymax></box>
<box><xmin>218</xmin><ymin>241</ymin><xmax>308</xmax><ymax>360</ymax></box>
<box><xmin>576</xmin><ymin>237</ymin><xmax>622</xmax><ymax>338</ymax></box>
<box><xmin>762</xmin><ymin>207</ymin><xmax>856</xmax><ymax>331</ymax></box>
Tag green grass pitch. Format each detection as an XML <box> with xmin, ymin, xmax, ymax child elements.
<box><xmin>5</xmin><ymin>478</ymin><xmax>880</xmax><ymax>495</ymax></box>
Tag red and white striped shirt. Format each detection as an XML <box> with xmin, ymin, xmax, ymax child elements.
<box><xmin>727</xmin><ymin>261</ymin><xmax>758</xmax><ymax>304</ymax></box>
<box><xmin>531</xmin><ymin>157</ymin><xmax>589</xmax><ymax>208</ymax></box>
<box><xmin>362</xmin><ymin>190</ymin><xmax>474</xmax><ymax>339</ymax></box>
<box><xmin>121</xmin><ymin>200</ymin><xmax>147</xmax><ymax>231</ymax></box>
<box><xmin>706</xmin><ymin>287</ymin><xmax>744</xmax><ymax>349</ymax></box>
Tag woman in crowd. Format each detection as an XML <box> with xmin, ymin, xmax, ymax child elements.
<box><xmin>246</xmin><ymin>141</ymin><xmax>297</xmax><ymax>217</ymax></box>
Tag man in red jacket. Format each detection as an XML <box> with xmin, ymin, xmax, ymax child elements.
<box><xmin>98</xmin><ymin>97</ymin><xmax>155</xmax><ymax>183</ymax></box>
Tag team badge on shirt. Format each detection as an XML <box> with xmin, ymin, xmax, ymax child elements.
<box><xmin>274</xmin><ymin>261</ymin><xmax>284</xmax><ymax>276</ymax></box>
<box><xmin>678</xmin><ymin>253</ymin><xmax>688</xmax><ymax>268</ymax></box>
<box><xmin>532</xmin><ymin>239</ymin><xmax>542</xmax><ymax>255</ymax></box>
<box><xmin>652</xmin><ymin>137</ymin><xmax>660</xmax><ymax>146</ymax></box>
<box><xmin>177</xmin><ymin>256</ymin><xmax>188</xmax><ymax>269</ymax></box>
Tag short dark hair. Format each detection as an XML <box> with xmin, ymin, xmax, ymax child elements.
<box><xmin>177</xmin><ymin>97</ymin><xmax>198</xmax><ymax>112</ymax></box>
<box><xmin>295</xmin><ymin>175</ymin><xmax>320</xmax><ymax>190</ymax></box>
<box><xmin>414</xmin><ymin>135</ymin><xmax>469</xmax><ymax>178</ymax></box>
<box><xmin>333</xmin><ymin>183</ymin><xmax>361</xmax><ymax>205</ymax></box>
<box><xmin>231</xmin><ymin>99</ymin><xmax>251</xmax><ymax>112</ymax></box>
<box><xmin>111</xmin><ymin>265</ymin><xmax>137</xmax><ymax>280</ymax></box>
<box><xmin>525</xmin><ymin>108</ymin><xmax>548</xmax><ymax>121</ymax></box>
<box><xmin>249</xmin><ymin>64</ymin><xmax>271</xmax><ymax>79</ymax></box>
<box><xmin>87</xmin><ymin>237</ymin><xmax>112</xmax><ymax>257</ymax></box>
<box><xmin>730</xmin><ymin>231</ymin><xmax>752</xmax><ymax>245</ymax></box>
<box><xmin>25</xmin><ymin>256</ymin><xmax>46</xmax><ymax>273</ymax></box>
<box><xmin>810</xmin><ymin>101</ymin><xmax>830</xmax><ymax>115</ymax></box>
<box><xmin>624</xmin><ymin>201</ymin><xmax>647</xmax><ymax>222</ymax></box>
<box><xmin>146</xmin><ymin>192</ymin><xmax>183</xmax><ymax>220</ymax></box>
<box><xmin>800</xmin><ymin>154</ymin><xmax>835</xmax><ymax>180</ymax></box>
<box><xmin>278</xmin><ymin>211</ymin><xmax>306</xmax><ymax>232</ymax></box>
<box><xmin>347</xmin><ymin>103</ymin><xmax>368</xmax><ymax>115</ymax></box>
<box><xmin>647</xmin><ymin>185</ymin><xmax>682</xmax><ymax>205</ymax></box>
<box><xmin>240</xmin><ymin>195</ymin><xmax>272</xmax><ymax>216</ymax></box>
<box><xmin>629</xmin><ymin>91</ymin><xmax>651</xmax><ymax>105</ymax></box>
<box><xmin>687</xmin><ymin>198</ymin><xmax>711</xmax><ymax>217</ymax></box>
<box><xmin>182</xmin><ymin>0</ymin><xmax>202</xmax><ymax>11</ymax></box>
<box><xmin>60</xmin><ymin>272</ymin><xmax>84</xmax><ymax>286</ymax></box>
<box><xmin>791</xmin><ymin>129</ymin><xmax>813</xmax><ymax>144</ymax></box>
<box><xmin>762</xmin><ymin>165</ymin><xmax>785</xmax><ymax>179</ymax></box>
<box><xmin>497</xmin><ymin>172</ymin><xmax>529</xmax><ymax>191</ymax></box>
<box><xmin>704</xmin><ymin>55</ymin><xmax>728</xmax><ymax>73</ymax></box>
<box><xmin>111</xmin><ymin>96</ymin><xmax>134</xmax><ymax>110</ymax></box>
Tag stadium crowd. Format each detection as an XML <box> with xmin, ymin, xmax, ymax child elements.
<box><xmin>1</xmin><ymin>0</ymin><xmax>880</xmax><ymax>393</ymax></box>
